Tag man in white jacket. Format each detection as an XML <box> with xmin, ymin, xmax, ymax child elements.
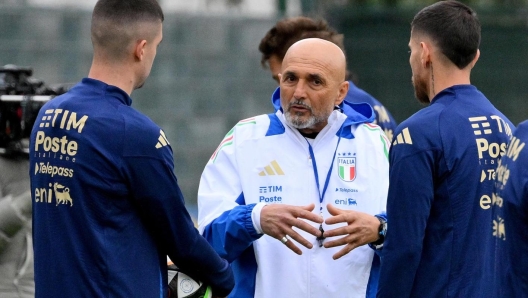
<box><xmin>198</xmin><ymin>38</ymin><xmax>389</xmax><ymax>297</ymax></box>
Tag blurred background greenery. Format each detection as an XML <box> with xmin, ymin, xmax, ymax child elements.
<box><xmin>1</xmin><ymin>0</ymin><xmax>526</xmax><ymax>215</ymax></box>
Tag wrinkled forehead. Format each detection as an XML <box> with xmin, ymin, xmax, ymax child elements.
<box><xmin>282</xmin><ymin>45</ymin><xmax>344</xmax><ymax>80</ymax></box>
<box><xmin>282</xmin><ymin>55</ymin><xmax>334</xmax><ymax>78</ymax></box>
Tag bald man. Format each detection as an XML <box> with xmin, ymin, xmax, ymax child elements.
<box><xmin>198</xmin><ymin>38</ymin><xmax>389</xmax><ymax>297</ymax></box>
<box><xmin>29</xmin><ymin>1</ymin><xmax>234</xmax><ymax>297</ymax></box>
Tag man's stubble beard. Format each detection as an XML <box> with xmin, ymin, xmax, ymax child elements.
<box><xmin>283</xmin><ymin>100</ymin><xmax>333</xmax><ymax>130</ymax></box>
<box><xmin>412</xmin><ymin>75</ymin><xmax>430</xmax><ymax>104</ymax></box>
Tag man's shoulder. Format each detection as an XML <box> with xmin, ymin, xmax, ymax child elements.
<box><xmin>119</xmin><ymin>108</ymin><xmax>171</xmax><ymax>158</ymax></box>
<box><xmin>516</xmin><ymin>120</ymin><xmax>528</xmax><ymax>139</ymax></box>
<box><xmin>230</xmin><ymin>113</ymin><xmax>283</xmax><ymax>139</ymax></box>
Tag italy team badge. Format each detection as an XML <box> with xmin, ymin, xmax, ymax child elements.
<box><xmin>338</xmin><ymin>156</ymin><xmax>356</xmax><ymax>182</ymax></box>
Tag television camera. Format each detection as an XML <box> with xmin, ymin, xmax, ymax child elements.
<box><xmin>0</xmin><ymin>64</ymin><xmax>72</xmax><ymax>155</ymax></box>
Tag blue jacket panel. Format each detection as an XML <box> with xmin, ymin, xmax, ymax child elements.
<box><xmin>30</xmin><ymin>78</ymin><xmax>233</xmax><ymax>298</ymax></box>
<box><xmin>378</xmin><ymin>85</ymin><xmax>513</xmax><ymax>298</ymax></box>
<box><xmin>492</xmin><ymin>120</ymin><xmax>528</xmax><ymax>297</ymax></box>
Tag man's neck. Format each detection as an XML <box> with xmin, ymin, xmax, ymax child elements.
<box><xmin>88</xmin><ymin>59</ymin><xmax>135</xmax><ymax>95</ymax></box>
<box><xmin>299</xmin><ymin>131</ymin><xmax>319</xmax><ymax>139</ymax></box>
<box><xmin>428</xmin><ymin>64</ymin><xmax>471</xmax><ymax>101</ymax></box>
<box><xmin>297</xmin><ymin>121</ymin><xmax>327</xmax><ymax>136</ymax></box>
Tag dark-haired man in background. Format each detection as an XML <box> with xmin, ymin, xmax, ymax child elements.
<box><xmin>29</xmin><ymin>1</ymin><xmax>234</xmax><ymax>297</ymax></box>
<box><xmin>377</xmin><ymin>1</ymin><xmax>513</xmax><ymax>297</ymax></box>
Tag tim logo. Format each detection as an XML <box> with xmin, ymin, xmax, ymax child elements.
<box><xmin>39</xmin><ymin>109</ymin><xmax>88</xmax><ymax>133</ymax></box>
<box><xmin>259</xmin><ymin>186</ymin><xmax>282</xmax><ymax>193</ymax></box>
<box><xmin>338</xmin><ymin>157</ymin><xmax>356</xmax><ymax>182</ymax></box>
<box><xmin>335</xmin><ymin>198</ymin><xmax>358</xmax><ymax>206</ymax></box>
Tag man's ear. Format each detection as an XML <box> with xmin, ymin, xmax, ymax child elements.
<box><xmin>335</xmin><ymin>81</ymin><xmax>349</xmax><ymax>106</ymax></box>
<box><xmin>134</xmin><ymin>40</ymin><xmax>147</xmax><ymax>61</ymax></box>
<box><xmin>420</xmin><ymin>41</ymin><xmax>431</xmax><ymax>68</ymax></box>
<box><xmin>277</xmin><ymin>73</ymin><xmax>282</xmax><ymax>83</ymax></box>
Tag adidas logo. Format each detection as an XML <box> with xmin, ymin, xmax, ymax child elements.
<box><xmin>259</xmin><ymin>160</ymin><xmax>285</xmax><ymax>176</ymax></box>
<box><xmin>155</xmin><ymin>130</ymin><xmax>170</xmax><ymax>149</ymax></box>
<box><xmin>392</xmin><ymin>127</ymin><xmax>413</xmax><ymax>145</ymax></box>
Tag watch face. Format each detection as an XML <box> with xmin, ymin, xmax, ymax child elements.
<box><xmin>381</xmin><ymin>222</ymin><xmax>387</xmax><ymax>236</ymax></box>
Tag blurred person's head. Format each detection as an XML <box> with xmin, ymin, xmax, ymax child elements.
<box><xmin>409</xmin><ymin>0</ymin><xmax>480</xmax><ymax>103</ymax></box>
<box><xmin>279</xmin><ymin>38</ymin><xmax>349</xmax><ymax>134</ymax></box>
<box><xmin>259</xmin><ymin>17</ymin><xmax>349</xmax><ymax>84</ymax></box>
<box><xmin>90</xmin><ymin>0</ymin><xmax>164</xmax><ymax>92</ymax></box>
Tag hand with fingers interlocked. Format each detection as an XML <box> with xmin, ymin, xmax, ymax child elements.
<box><xmin>322</xmin><ymin>204</ymin><xmax>380</xmax><ymax>260</ymax></box>
<box><xmin>260</xmin><ymin>203</ymin><xmax>324</xmax><ymax>255</ymax></box>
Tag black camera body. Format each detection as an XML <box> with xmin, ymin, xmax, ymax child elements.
<box><xmin>0</xmin><ymin>64</ymin><xmax>71</xmax><ymax>155</ymax></box>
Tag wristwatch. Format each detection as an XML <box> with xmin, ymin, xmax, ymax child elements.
<box><xmin>369</xmin><ymin>215</ymin><xmax>387</xmax><ymax>250</ymax></box>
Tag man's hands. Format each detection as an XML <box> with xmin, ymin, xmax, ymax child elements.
<box><xmin>323</xmin><ymin>204</ymin><xmax>380</xmax><ymax>260</ymax></box>
<box><xmin>260</xmin><ymin>203</ymin><xmax>323</xmax><ymax>255</ymax></box>
<box><xmin>259</xmin><ymin>203</ymin><xmax>382</xmax><ymax>259</ymax></box>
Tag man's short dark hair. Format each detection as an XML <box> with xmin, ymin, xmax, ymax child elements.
<box><xmin>91</xmin><ymin>0</ymin><xmax>164</xmax><ymax>59</ymax></box>
<box><xmin>411</xmin><ymin>0</ymin><xmax>480</xmax><ymax>69</ymax></box>
<box><xmin>258</xmin><ymin>17</ymin><xmax>345</xmax><ymax>67</ymax></box>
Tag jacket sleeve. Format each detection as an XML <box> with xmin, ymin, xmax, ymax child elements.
<box><xmin>372</xmin><ymin>105</ymin><xmax>398</xmax><ymax>142</ymax></box>
<box><xmin>377</xmin><ymin>149</ymin><xmax>435</xmax><ymax>298</ymax></box>
<box><xmin>198</xmin><ymin>126</ymin><xmax>263</xmax><ymax>262</ymax></box>
<box><xmin>122</xmin><ymin>155</ymin><xmax>234</xmax><ymax>297</ymax></box>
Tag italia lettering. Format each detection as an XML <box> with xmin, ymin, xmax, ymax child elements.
<box><xmin>34</xmin><ymin>131</ymin><xmax>78</xmax><ymax>156</ymax></box>
<box><xmin>340</xmin><ymin>160</ymin><xmax>355</xmax><ymax>165</ymax></box>
<box><xmin>259</xmin><ymin>196</ymin><xmax>282</xmax><ymax>203</ymax></box>
<box><xmin>476</xmin><ymin>138</ymin><xmax>506</xmax><ymax>159</ymax></box>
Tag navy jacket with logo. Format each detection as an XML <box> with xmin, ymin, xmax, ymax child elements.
<box><xmin>492</xmin><ymin>120</ymin><xmax>528</xmax><ymax>297</ymax></box>
<box><xmin>29</xmin><ymin>78</ymin><xmax>234</xmax><ymax>298</ymax></box>
<box><xmin>377</xmin><ymin>85</ymin><xmax>513</xmax><ymax>297</ymax></box>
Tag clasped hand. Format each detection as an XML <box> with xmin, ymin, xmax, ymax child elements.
<box><xmin>260</xmin><ymin>203</ymin><xmax>379</xmax><ymax>259</ymax></box>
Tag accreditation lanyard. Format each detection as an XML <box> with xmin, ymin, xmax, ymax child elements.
<box><xmin>304</xmin><ymin>126</ymin><xmax>343</xmax><ymax>247</ymax></box>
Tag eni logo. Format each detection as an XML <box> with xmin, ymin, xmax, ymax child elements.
<box><xmin>35</xmin><ymin>182</ymin><xmax>73</xmax><ymax>207</ymax></box>
<box><xmin>54</xmin><ymin>183</ymin><xmax>73</xmax><ymax>207</ymax></box>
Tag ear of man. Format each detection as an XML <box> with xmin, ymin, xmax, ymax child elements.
<box><xmin>335</xmin><ymin>81</ymin><xmax>349</xmax><ymax>106</ymax></box>
<box><xmin>134</xmin><ymin>39</ymin><xmax>148</xmax><ymax>62</ymax></box>
<box><xmin>419</xmin><ymin>41</ymin><xmax>432</xmax><ymax>69</ymax></box>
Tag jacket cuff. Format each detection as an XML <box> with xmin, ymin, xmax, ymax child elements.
<box><xmin>250</xmin><ymin>203</ymin><xmax>266</xmax><ymax>235</ymax></box>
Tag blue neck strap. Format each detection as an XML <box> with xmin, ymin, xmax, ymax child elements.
<box><xmin>304</xmin><ymin>125</ymin><xmax>344</xmax><ymax>215</ymax></box>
